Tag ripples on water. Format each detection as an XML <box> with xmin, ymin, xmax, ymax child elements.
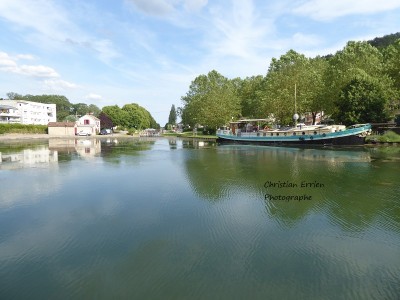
<box><xmin>0</xmin><ymin>139</ymin><xmax>399</xmax><ymax>299</ymax></box>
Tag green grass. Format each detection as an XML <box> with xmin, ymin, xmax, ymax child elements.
<box><xmin>367</xmin><ymin>130</ymin><xmax>400</xmax><ymax>143</ymax></box>
<box><xmin>0</xmin><ymin>124</ymin><xmax>48</xmax><ymax>134</ymax></box>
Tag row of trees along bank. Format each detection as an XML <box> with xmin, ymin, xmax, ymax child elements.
<box><xmin>3</xmin><ymin>93</ymin><xmax>159</xmax><ymax>130</ymax></box>
<box><xmin>179</xmin><ymin>35</ymin><xmax>400</xmax><ymax>133</ymax></box>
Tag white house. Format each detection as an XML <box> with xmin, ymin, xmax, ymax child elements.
<box><xmin>0</xmin><ymin>100</ymin><xmax>56</xmax><ymax>125</ymax></box>
<box><xmin>76</xmin><ymin>114</ymin><xmax>100</xmax><ymax>135</ymax></box>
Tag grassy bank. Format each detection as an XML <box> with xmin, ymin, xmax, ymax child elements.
<box><xmin>0</xmin><ymin>124</ymin><xmax>48</xmax><ymax>134</ymax></box>
<box><xmin>366</xmin><ymin>130</ymin><xmax>400</xmax><ymax>143</ymax></box>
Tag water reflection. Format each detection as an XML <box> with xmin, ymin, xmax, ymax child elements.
<box><xmin>0</xmin><ymin>145</ymin><xmax>58</xmax><ymax>170</ymax></box>
<box><xmin>182</xmin><ymin>144</ymin><xmax>400</xmax><ymax>231</ymax></box>
<box><xmin>0</xmin><ymin>139</ymin><xmax>399</xmax><ymax>299</ymax></box>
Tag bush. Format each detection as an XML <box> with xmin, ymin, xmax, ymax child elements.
<box><xmin>377</xmin><ymin>130</ymin><xmax>400</xmax><ymax>142</ymax></box>
<box><xmin>0</xmin><ymin>124</ymin><xmax>48</xmax><ymax>134</ymax></box>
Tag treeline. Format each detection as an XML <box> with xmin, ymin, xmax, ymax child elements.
<box><xmin>102</xmin><ymin>104</ymin><xmax>159</xmax><ymax>129</ymax></box>
<box><xmin>3</xmin><ymin>93</ymin><xmax>159</xmax><ymax>130</ymax></box>
<box><xmin>180</xmin><ymin>34</ymin><xmax>400</xmax><ymax>130</ymax></box>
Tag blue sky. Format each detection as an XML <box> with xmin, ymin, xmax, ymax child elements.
<box><xmin>1</xmin><ymin>0</ymin><xmax>400</xmax><ymax>125</ymax></box>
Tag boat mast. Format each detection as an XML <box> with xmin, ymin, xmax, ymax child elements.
<box><xmin>293</xmin><ymin>83</ymin><xmax>299</xmax><ymax>126</ymax></box>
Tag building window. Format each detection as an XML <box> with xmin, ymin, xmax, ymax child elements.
<box><xmin>84</xmin><ymin>119</ymin><xmax>90</xmax><ymax>125</ymax></box>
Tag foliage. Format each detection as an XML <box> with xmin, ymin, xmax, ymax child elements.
<box><xmin>325</xmin><ymin>41</ymin><xmax>395</xmax><ymax>107</ymax></box>
<box><xmin>0</xmin><ymin>124</ymin><xmax>48</xmax><ymax>134</ymax></box>
<box><xmin>71</xmin><ymin>103</ymin><xmax>100</xmax><ymax>117</ymax></box>
<box><xmin>181</xmin><ymin>70</ymin><xmax>240</xmax><ymax>129</ymax></box>
<box><xmin>101</xmin><ymin>103</ymin><xmax>159</xmax><ymax>130</ymax></box>
<box><xmin>382</xmin><ymin>39</ymin><xmax>400</xmax><ymax>111</ymax></box>
<box><xmin>368</xmin><ymin>33</ymin><xmax>400</xmax><ymax>49</ymax></box>
<box><xmin>168</xmin><ymin>104</ymin><xmax>177</xmax><ymax>125</ymax></box>
<box><xmin>262</xmin><ymin>50</ymin><xmax>322</xmax><ymax>125</ymax></box>
<box><xmin>64</xmin><ymin>115</ymin><xmax>78</xmax><ymax>122</ymax></box>
<box><xmin>98</xmin><ymin>112</ymin><xmax>114</xmax><ymax>129</ymax></box>
<box><xmin>236</xmin><ymin>75</ymin><xmax>266</xmax><ymax>118</ymax></box>
<box><xmin>333</xmin><ymin>77</ymin><xmax>390</xmax><ymax>125</ymax></box>
<box><xmin>367</xmin><ymin>130</ymin><xmax>400</xmax><ymax>143</ymax></box>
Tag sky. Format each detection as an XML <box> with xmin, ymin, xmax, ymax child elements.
<box><xmin>1</xmin><ymin>0</ymin><xmax>400</xmax><ymax>125</ymax></box>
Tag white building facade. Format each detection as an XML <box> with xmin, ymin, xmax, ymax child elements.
<box><xmin>76</xmin><ymin>114</ymin><xmax>101</xmax><ymax>135</ymax></box>
<box><xmin>0</xmin><ymin>100</ymin><xmax>56</xmax><ymax>125</ymax></box>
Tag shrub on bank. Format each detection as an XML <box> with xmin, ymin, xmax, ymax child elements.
<box><xmin>367</xmin><ymin>130</ymin><xmax>400</xmax><ymax>143</ymax></box>
<box><xmin>0</xmin><ymin>124</ymin><xmax>48</xmax><ymax>134</ymax></box>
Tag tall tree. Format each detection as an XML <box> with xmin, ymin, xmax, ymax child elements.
<box><xmin>98</xmin><ymin>112</ymin><xmax>114</xmax><ymax>129</ymax></box>
<box><xmin>262</xmin><ymin>50</ymin><xmax>314</xmax><ymax>125</ymax></box>
<box><xmin>181</xmin><ymin>70</ymin><xmax>240</xmax><ymax>130</ymax></box>
<box><xmin>333</xmin><ymin>77</ymin><xmax>390</xmax><ymax>125</ymax></box>
<box><xmin>168</xmin><ymin>104</ymin><xmax>177</xmax><ymax>125</ymax></box>
<box><xmin>383</xmin><ymin>39</ymin><xmax>400</xmax><ymax>111</ymax></box>
<box><xmin>325</xmin><ymin>41</ymin><xmax>392</xmax><ymax>104</ymax></box>
<box><xmin>6</xmin><ymin>92</ymin><xmax>23</xmax><ymax>100</ymax></box>
<box><xmin>237</xmin><ymin>75</ymin><xmax>267</xmax><ymax>118</ymax></box>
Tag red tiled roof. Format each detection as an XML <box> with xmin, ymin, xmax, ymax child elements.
<box><xmin>48</xmin><ymin>122</ymin><xmax>76</xmax><ymax>127</ymax></box>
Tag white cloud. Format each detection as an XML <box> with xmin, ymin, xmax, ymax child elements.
<box><xmin>86</xmin><ymin>93</ymin><xmax>102</xmax><ymax>100</ymax></box>
<box><xmin>18</xmin><ymin>65</ymin><xmax>59</xmax><ymax>78</ymax></box>
<box><xmin>206</xmin><ymin>1</ymin><xmax>271</xmax><ymax>59</ymax></box>
<box><xmin>15</xmin><ymin>54</ymin><xmax>36</xmax><ymax>60</ymax></box>
<box><xmin>43</xmin><ymin>79</ymin><xmax>78</xmax><ymax>91</ymax></box>
<box><xmin>0</xmin><ymin>52</ymin><xmax>17</xmax><ymax>68</ymax></box>
<box><xmin>293</xmin><ymin>0</ymin><xmax>400</xmax><ymax>21</ymax></box>
<box><xmin>0</xmin><ymin>52</ymin><xmax>59</xmax><ymax>78</ymax></box>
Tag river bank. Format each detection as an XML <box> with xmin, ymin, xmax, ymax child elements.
<box><xmin>0</xmin><ymin>133</ymin><xmax>133</xmax><ymax>141</ymax></box>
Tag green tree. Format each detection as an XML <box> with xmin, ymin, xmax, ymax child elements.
<box><xmin>88</xmin><ymin>104</ymin><xmax>101</xmax><ymax>117</ymax></box>
<box><xmin>102</xmin><ymin>103</ymin><xmax>159</xmax><ymax>130</ymax></box>
<box><xmin>73</xmin><ymin>103</ymin><xmax>89</xmax><ymax>117</ymax></box>
<box><xmin>6</xmin><ymin>92</ymin><xmax>23</xmax><ymax>100</ymax></box>
<box><xmin>383</xmin><ymin>39</ymin><xmax>400</xmax><ymax>111</ymax></box>
<box><xmin>102</xmin><ymin>105</ymin><xmax>128</xmax><ymax>128</ymax></box>
<box><xmin>263</xmin><ymin>50</ymin><xmax>314</xmax><ymax>125</ymax></box>
<box><xmin>168</xmin><ymin>104</ymin><xmax>177</xmax><ymax>125</ymax></box>
<box><xmin>237</xmin><ymin>75</ymin><xmax>267</xmax><ymax>118</ymax></box>
<box><xmin>326</xmin><ymin>41</ymin><xmax>393</xmax><ymax>106</ymax></box>
<box><xmin>181</xmin><ymin>70</ymin><xmax>240</xmax><ymax>130</ymax></box>
<box><xmin>333</xmin><ymin>77</ymin><xmax>390</xmax><ymax>125</ymax></box>
<box><xmin>122</xmin><ymin>103</ymin><xmax>148</xmax><ymax>129</ymax></box>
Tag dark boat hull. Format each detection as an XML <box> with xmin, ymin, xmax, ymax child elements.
<box><xmin>217</xmin><ymin>134</ymin><xmax>366</xmax><ymax>146</ymax></box>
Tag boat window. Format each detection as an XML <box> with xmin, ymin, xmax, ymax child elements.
<box><xmin>270</xmin><ymin>133</ymin><xmax>273</xmax><ymax>136</ymax></box>
<box><xmin>314</xmin><ymin>131</ymin><xmax>317</xmax><ymax>135</ymax></box>
<box><xmin>302</xmin><ymin>132</ymin><xmax>305</xmax><ymax>135</ymax></box>
<box><xmin>293</xmin><ymin>132</ymin><xmax>296</xmax><ymax>136</ymax></box>
<box><xmin>276</xmin><ymin>133</ymin><xmax>279</xmax><ymax>136</ymax></box>
<box><xmin>284</xmin><ymin>133</ymin><xmax>287</xmax><ymax>136</ymax></box>
<box><xmin>263</xmin><ymin>133</ymin><xmax>266</xmax><ymax>137</ymax></box>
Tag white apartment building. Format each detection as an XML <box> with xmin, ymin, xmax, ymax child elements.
<box><xmin>0</xmin><ymin>100</ymin><xmax>56</xmax><ymax>125</ymax></box>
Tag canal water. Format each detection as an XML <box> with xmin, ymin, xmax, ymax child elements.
<box><xmin>0</xmin><ymin>138</ymin><xmax>399</xmax><ymax>299</ymax></box>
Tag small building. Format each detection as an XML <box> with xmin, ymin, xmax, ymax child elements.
<box><xmin>76</xmin><ymin>114</ymin><xmax>100</xmax><ymax>136</ymax></box>
<box><xmin>48</xmin><ymin>122</ymin><xmax>77</xmax><ymax>136</ymax></box>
